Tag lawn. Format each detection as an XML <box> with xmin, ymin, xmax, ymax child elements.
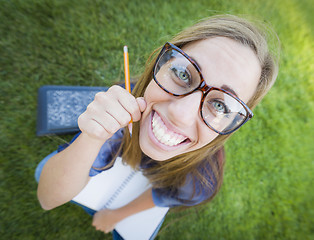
<box><xmin>1</xmin><ymin>0</ymin><xmax>313</xmax><ymax>239</ymax></box>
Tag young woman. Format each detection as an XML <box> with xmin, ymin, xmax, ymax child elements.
<box><xmin>36</xmin><ymin>15</ymin><xmax>279</xmax><ymax>239</ymax></box>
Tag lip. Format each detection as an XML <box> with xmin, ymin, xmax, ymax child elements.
<box><xmin>148</xmin><ymin>110</ymin><xmax>191</xmax><ymax>151</ymax></box>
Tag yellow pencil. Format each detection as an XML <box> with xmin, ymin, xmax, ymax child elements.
<box><xmin>124</xmin><ymin>46</ymin><xmax>133</xmax><ymax>125</ymax></box>
<box><xmin>123</xmin><ymin>46</ymin><xmax>131</xmax><ymax>94</ymax></box>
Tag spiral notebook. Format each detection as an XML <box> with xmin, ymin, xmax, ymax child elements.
<box><xmin>72</xmin><ymin>157</ymin><xmax>169</xmax><ymax>240</ymax></box>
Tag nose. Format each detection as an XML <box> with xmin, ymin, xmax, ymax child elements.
<box><xmin>167</xmin><ymin>91</ymin><xmax>203</xmax><ymax>127</ymax></box>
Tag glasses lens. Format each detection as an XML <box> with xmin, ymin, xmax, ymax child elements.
<box><xmin>201</xmin><ymin>90</ymin><xmax>248</xmax><ymax>134</ymax></box>
<box><xmin>154</xmin><ymin>48</ymin><xmax>201</xmax><ymax>95</ymax></box>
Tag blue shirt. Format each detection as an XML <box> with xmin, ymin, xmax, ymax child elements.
<box><xmin>58</xmin><ymin>129</ymin><xmax>217</xmax><ymax>208</ymax></box>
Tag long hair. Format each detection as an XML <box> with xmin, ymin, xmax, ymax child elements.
<box><xmin>120</xmin><ymin>15</ymin><xmax>280</xmax><ymax>206</ymax></box>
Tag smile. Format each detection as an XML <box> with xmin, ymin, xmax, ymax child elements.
<box><xmin>152</xmin><ymin>111</ymin><xmax>189</xmax><ymax>147</ymax></box>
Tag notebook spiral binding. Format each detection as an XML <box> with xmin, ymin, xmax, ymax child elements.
<box><xmin>103</xmin><ymin>170</ymin><xmax>137</xmax><ymax>209</ymax></box>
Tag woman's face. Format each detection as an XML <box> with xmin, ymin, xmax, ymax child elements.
<box><xmin>139</xmin><ymin>37</ymin><xmax>261</xmax><ymax>161</ymax></box>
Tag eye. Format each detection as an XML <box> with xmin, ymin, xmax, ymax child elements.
<box><xmin>213</xmin><ymin>101</ymin><xmax>225</xmax><ymax>112</ymax></box>
<box><xmin>170</xmin><ymin>65</ymin><xmax>192</xmax><ymax>85</ymax></box>
<box><xmin>211</xmin><ymin>100</ymin><xmax>229</xmax><ymax>114</ymax></box>
<box><xmin>178</xmin><ymin>70</ymin><xmax>189</xmax><ymax>81</ymax></box>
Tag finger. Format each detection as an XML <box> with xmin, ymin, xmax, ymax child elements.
<box><xmin>98</xmin><ymin>100</ymin><xmax>132</xmax><ymax>127</ymax></box>
<box><xmin>136</xmin><ymin>97</ymin><xmax>147</xmax><ymax>113</ymax></box>
<box><xmin>104</xmin><ymin>225</ymin><xmax>115</xmax><ymax>233</ymax></box>
<box><xmin>93</xmin><ymin>112</ymin><xmax>122</xmax><ymax>136</ymax></box>
<box><xmin>94</xmin><ymin>89</ymin><xmax>134</xmax><ymax>125</ymax></box>
<box><xmin>117</xmin><ymin>95</ymin><xmax>142</xmax><ymax>122</ymax></box>
<box><xmin>108</xmin><ymin>86</ymin><xmax>143</xmax><ymax>122</ymax></box>
<box><xmin>81</xmin><ymin>102</ymin><xmax>123</xmax><ymax>137</ymax></box>
<box><xmin>78</xmin><ymin>113</ymin><xmax>113</xmax><ymax>140</ymax></box>
<box><xmin>98</xmin><ymin>86</ymin><xmax>143</xmax><ymax>123</ymax></box>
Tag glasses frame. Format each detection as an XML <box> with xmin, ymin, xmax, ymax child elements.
<box><xmin>152</xmin><ymin>42</ymin><xmax>254</xmax><ymax>135</ymax></box>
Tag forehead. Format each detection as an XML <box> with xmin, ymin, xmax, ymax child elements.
<box><xmin>182</xmin><ymin>37</ymin><xmax>261</xmax><ymax>103</ymax></box>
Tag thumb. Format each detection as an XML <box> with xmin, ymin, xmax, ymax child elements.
<box><xmin>136</xmin><ymin>97</ymin><xmax>147</xmax><ymax>112</ymax></box>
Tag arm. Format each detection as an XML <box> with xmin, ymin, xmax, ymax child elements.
<box><xmin>37</xmin><ymin>133</ymin><xmax>104</xmax><ymax>210</ymax></box>
<box><xmin>37</xmin><ymin>86</ymin><xmax>146</xmax><ymax>210</ymax></box>
<box><xmin>92</xmin><ymin>188</ymin><xmax>155</xmax><ymax>233</ymax></box>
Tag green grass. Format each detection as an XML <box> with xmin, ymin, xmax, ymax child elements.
<box><xmin>1</xmin><ymin>0</ymin><xmax>313</xmax><ymax>239</ymax></box>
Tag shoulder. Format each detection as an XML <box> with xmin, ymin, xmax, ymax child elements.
<box><xmin>152</xmin><ymin>147</ymin><xmax>225</xmax><ymax>207</ymax></box>
<box><xmin>182</xmin><ymin>147</ymin><xmax>225</xmax><ymax>204</ymax></box>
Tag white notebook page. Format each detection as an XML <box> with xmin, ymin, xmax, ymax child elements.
<box><xmin>72</xmin><ymin>157</ymin><xmax>169</xmax><ymax>240</ymax></box>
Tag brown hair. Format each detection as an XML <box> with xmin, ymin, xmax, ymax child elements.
<box><xmin>120</xmin><ymin>15</ymin><xmax>280</xmax><ymax>207</ymax></box>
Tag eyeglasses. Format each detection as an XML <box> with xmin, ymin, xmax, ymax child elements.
<box><xmin>152</xmin><ymin>42</ymin><xmax>253</xmax><ymax>135</ymax></box>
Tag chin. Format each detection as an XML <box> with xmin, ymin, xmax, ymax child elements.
<box><xmin>139</xmin><ymin>142</ymin><xmax>171</xmax><ymax>161</ymax></box>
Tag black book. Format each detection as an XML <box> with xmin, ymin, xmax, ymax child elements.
<box><xmin>37</xmin><ymin>85</ymin><xmax>108</xmax><ymax>136</ymax></box>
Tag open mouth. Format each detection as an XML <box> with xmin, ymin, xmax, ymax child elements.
<box><xmin>151</xmin><ymin>111</ymin><xmax>190</xmax><ymax>147</ymax></box>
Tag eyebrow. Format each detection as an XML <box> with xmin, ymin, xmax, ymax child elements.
<box><xmin>221</xmin><ymin>84</ymin><xmax>238</xmax><ymax>97</ymax></box>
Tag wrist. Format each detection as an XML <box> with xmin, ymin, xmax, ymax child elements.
<box><xmin>112</xmin><ymin>207</ymin><xmax>132</xmax><ymax>222</ymax></box>
<box><xmin>79</xmin><ymin>132</ymin><xmax>107</xmax><ymax>148</ymax></box>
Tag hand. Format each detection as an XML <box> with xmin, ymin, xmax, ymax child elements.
<box><xmin>78</xmin><ymin>85</ymin><xmax>146</xmax><ymax>142</ymax></box>
<box><xmin>92</xmin><ymin>209</ymin><xmax>122</xmax><ymax>233</ymax></box>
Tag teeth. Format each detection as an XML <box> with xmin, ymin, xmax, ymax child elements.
<box><xmin>152</xmin><ymin>112</ymin><xmax>187</xmax><ymax>147</ymax></box>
